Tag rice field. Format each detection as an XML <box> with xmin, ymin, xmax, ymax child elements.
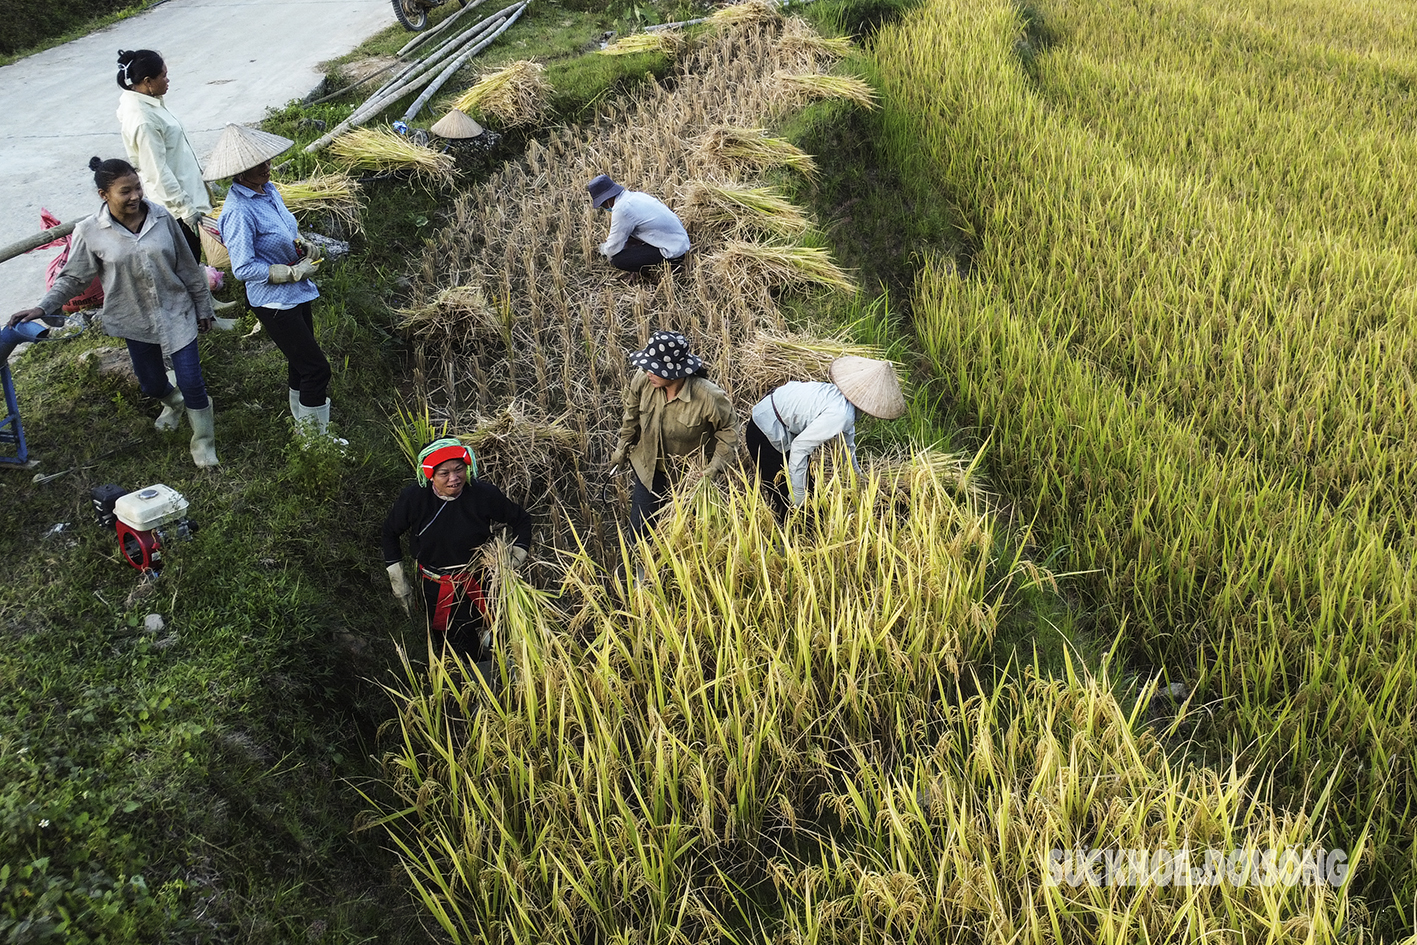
<box><xmin>353</xmin><ymin>3</ymin><xmax>1417</xmax><ymax>941</ymax></box>
<box><xmin>871</xmin><ymin>0</ymin><xmax>1417</xmax><ymax>934</ymax></box>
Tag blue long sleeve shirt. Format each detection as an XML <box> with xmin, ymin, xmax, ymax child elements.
<box><xmin>751</xmin><ymin>382</ymin><xmax>859</xmax><ymax>505</ymax></box>
<box><xmin>598</xmin><ymin>191</ymin><xmax>691</xmax><ymax>259</ymax></box>
<box><xmin>219</xmin><ymin>181</ymin><xmax>319</xmax><ymax>310</ymax></box>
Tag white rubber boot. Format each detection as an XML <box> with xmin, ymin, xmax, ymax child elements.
<box><xmin>288</xmin><ymin>388</ymin><xmax>302</xmax><ymax>421</ymax></box>
<box><xmin>292</xmin><ymin>399</ymin><xmax>349</xmax><ymax>450</ymax></box>
<box><xmin>155</xmin><ymin>387</ymin><xmax>185</xmax><ymax>431</ymax></box>
<box><xmin>187</xmin><ymin>403</ymin><xmax>219</xmax><ymax>467</ymax></box>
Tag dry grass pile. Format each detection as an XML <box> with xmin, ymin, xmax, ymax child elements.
<box><xmin>404</xmin><ymin>17</ymin><xmax>875</xmax><ymax>561</ymax></box>
<box><xmin>778</xmin><ymin>15</ymin><xmax>855</xmax><ymax>70</ymax></box>
<box><xmin>328</xmin><ymin>127</ymin><xmax>455</xmax><ymax>184</ymax></box>
<box><xmin>449</xmin><ymin>60</ymin><xmax>551</xmax><ymax>127</ymax></box>
<box><xmin>708</xmin><ymin>0</ymin><xmax>782</xmax><ymax>28</ymax></box>
<box><xmin>272</xmin><ymin>173</ymin><xmax>364</xmax><ymax>233</ymax></box>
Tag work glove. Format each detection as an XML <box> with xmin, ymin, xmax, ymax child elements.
<box><xmin>386</xmin><ymin>563</ymin><xmax>412</xmax><ymax>615</ymax></box>
<box><xmin>294</xmin><ymin>236</ymin><xmax>324</xmax><ymax>264</ymax></box>
<box><xmin>267</xmin><ymin>258</ymin><xmax>320</xmax><ymax>284</ymax></box>
<box><xmin>510</xmin><ymin>546</ymin><xmax>528</xmax><ymax>569</ymax></box>
<box><xmin>184</xmin><ymin>212</ymin><xmax>204</xmax><ymax>233</ymax></box>
<box><xmin>609</xmin><ymin>445</ymin><xmax>626</xmax><ymax>467</ymax></box>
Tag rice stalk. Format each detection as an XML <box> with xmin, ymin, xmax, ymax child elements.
<box><xmin>680</xmin><ymin>182</ymin><xmax>810</xmax><ymax>238</ymax></box>
<box><xmin>451</xmin><ymin>60</ymin><xmax>551</xmax><ymax>127</ymax></box>
<box><xmin>708</xmin><ymin>0</ymin><xmax>781</xmax><ymax>28</ymax></box>
<box><xmin>328</xmin><ymin>127</ymin><xmax>455</xmax><ymax>183</ymax></box>
<box><xmin>773</xmin><ymin>71</ymin><xmax>880</xmax><ymax>110</ymax></box>
<box><xmin>706</xmin><ymin>240</ymin><xmax>856</xmax><ymax>294</ymax></box>
<box><xmin>395</xmin><ymin>284</ymin><xmax>499</xmax><ymax>339</ymax></box>
<box><xmin>694</xmin><ymin>126</ymin><xmax>818</xmax><ymax>178</ymax></box>
<box><xmin>601</xmin><ymin>29</ymin><xmax>685</xmax><ymax>56</ymax></box>
<box><xmin>273</xmin><ymin>173</ymin><xmax>364</xmax><ymax>231</ymax></box>
<box><xmin>732</xmin><ymin>329</ymin><xmax>887</xmax><ymax>395</ymax></box>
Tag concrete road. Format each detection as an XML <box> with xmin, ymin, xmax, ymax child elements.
<box><xmin>0</xmin><ymin>0</ymin><xmax>394</xmax><ymax>316</ymax></box>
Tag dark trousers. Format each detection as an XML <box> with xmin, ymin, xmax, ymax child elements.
<box><xmin>629</xmin><ymin>469</ymin><xmax>672</xmax><ymax>541</ymax></box>
<box><xmin>746</xmin><ymin>420</ymin><xmax>794</xmax><ymax>522</ymax></box>
<box><xmin>126</xmin><ymin>337</ymin><xmax>209</xmax><ymax>410</ymax></box>
<box><xmin>248</xmin><ymin>300</ymin><xmax>331</xmax><ymax>407</ymax></box>
<box><xmin>610</xmin><ymin>237</ymin><xmax>685</xmax><ymax>275</ymax></box>
<box><xmin>179</xmin><ymin>221</ymin><xmax>203</xmax><ymax>266</ymax></box>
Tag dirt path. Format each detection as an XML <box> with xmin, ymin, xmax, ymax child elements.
<box><xmin>0</xmin><ymin>0</ymin><xmax>394</xmax><ymax>317</ymax></box>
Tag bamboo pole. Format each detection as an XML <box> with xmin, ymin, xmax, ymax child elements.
<box><xmin>0</xmin><ymin>218</ymin><xmax>82</xmax><ymax>267</ymax></box>
<box><xmin>399</xmin><ymin>2</ymin><xmax>529</xmax><ymax>123</ymax></box>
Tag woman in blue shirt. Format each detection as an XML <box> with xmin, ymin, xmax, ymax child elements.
<box><xmin>206</xmin><ymin>123</ymin><xmax>344</xmax><ymax>446</ymax></box>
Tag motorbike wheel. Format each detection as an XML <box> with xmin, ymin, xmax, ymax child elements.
<box><xmin>392</xmin><ymin>0</ymin><xmax>428</xmax><ymax>31</ymax></box>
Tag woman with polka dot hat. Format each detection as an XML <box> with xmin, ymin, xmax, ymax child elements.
<box><xmin>610</xmin><ymin>330</ymin><xmax>738</xmax><ymax>539</ymax></box>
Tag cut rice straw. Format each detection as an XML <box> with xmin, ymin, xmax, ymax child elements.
<box><xmin>735</xmin><ymin>329</ymin><xmax>888</xmax><ymax>394</ymax></box>
<box><xmin>680</xmin><ymin>182</ymin><xmax>810</xmax><ymax>238</ymax></box>
<box><xmin>272</xmin><ymin>174</ymin><xmax>364</xmax><ymax>233</ymax></box>
<box><xmin>329</xmin><ymin>127</ymin><xmax>455</xmax><ymax>184</ymax></box>
<box><xmin>707</xmin><ymin>241</ymin><xmax>856</xmax><ymax>294</ymax></box>
<box><xmin>450</xmin><ymin>60</ymin><xmax>551</xmax><ymax>128</ymax></box>
<box><xmin>709</xmin><ymin>0</ymin><xmax>782</xmax><ymax>27</ymax></box>
<box><xmin>773</xmin><ymin>71</ymin><xmax>879</xmax><ymax>109</ymax></box>
<box><xmin>600</xmin><ymin>29</ymin><xmax>685</xmax><ymax>56</ymax></box>
<box><xmin>694</xmin><ymin>126</ymin><xmax>818</xmax><ymax>178</ymax></box>
<box><xmin>395</xmin><ymin>284</ymin><xmax>499</xmax><ymax>338</ymax></box>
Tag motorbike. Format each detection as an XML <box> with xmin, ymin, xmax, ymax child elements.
<box><xmin>392</xmin><ymin>0</ymin><xmax>463</xmax><ymax>31</ymax></box>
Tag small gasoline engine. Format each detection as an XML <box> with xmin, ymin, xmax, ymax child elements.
<box><xmin>91</xmin><ymin>483</ymin><xmax>197</xmax><ymax>573</ymax></box>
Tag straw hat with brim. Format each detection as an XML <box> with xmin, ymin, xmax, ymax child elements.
<box><xmin>201</xmin><ymin>123</ymin><xmax>294</xmax><ymax>181</ymax></box>
<box><xmin>628</xmin><ymin>330</ymin><xmax>702</xmax><ymax>380</ymax></box>
<box><xmin>430</xmin><ymin>109</ymin><xmax>485</xmax><ymax>139</ymax></box>
<box><xmin>830</xmin><ymin>356</ymin><xmax>906</xmax><ymax>419</ymax></box>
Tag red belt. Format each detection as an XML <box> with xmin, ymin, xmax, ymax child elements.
<box><xmin>418</xmin><ymin>564</ymin><xmax>488</xmax><ymax>634</ymax></box>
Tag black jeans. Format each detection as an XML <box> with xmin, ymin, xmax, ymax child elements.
<box><xmin>248</xmin><ymin>299</ymin><xmax>331</xmax><ymax>407</ymax></box>
<box><xmin>179</xmin><ymin>220</ymin><xmax>203</xmax><ymax>267</ymax></box>
<box><xmin>629</xmin><ymin>469</ymin><xmax>672</xmax><ymax>541</ymax></box>
<box><xmin>610</xmin><ymin>237</ymin><xmax>685</xmax><ymax>275</ymax></box>
<box><xmin>746</xmin><ymin>420</ymin><xmax>796</xmax><ymax>523</ymax></box>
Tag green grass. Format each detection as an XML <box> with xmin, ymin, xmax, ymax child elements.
<box><xmin>0</xmin><ymin>0</ymin><xmax>164</xmax><ymax>64</ymax></box>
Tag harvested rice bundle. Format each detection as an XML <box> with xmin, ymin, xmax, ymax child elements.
<box><xmin>395</xmin><ymin>284</ymin><xmax>499</xmax><ymax>339</ymax></box>
<box><xmin>680</xmin><ymin>182</ymin><xmax>810</xmax><ymax>238</ymax></box>
<box><xmin>778</xmin><ymin>16</ymin><xmax>854</xmax><ymax>70</ymax></box>
<box><xmin>461</xmin><ymin>402</ymin><xmax>585</xmax><ymax>456</ymax></box>
<box><xmin>273</xmin><ymin>173</ymin><xmax>364</xmax><ymax>233</ymax></box>
<box><xmin>773</xmin><ymin>71</ymin><xmax>879</xmax><ymax>109</ymax></box>
<box><xmin>733</xmin><ymin>329</ymin><xmax>886</xmax><ymax>396</ymax></box>
<box><xmin>451</xmin><ymin>60</ymin><xmax>551</xmax><ymax>128</ymax></box>
<box><xmin>708</xmin><ymin>0</ymin><xmax>781</xmax><ymax>28</ymax></box>
<box><xmin>707</xmin><ymin>241</ymin><xmax>856</xmax><ymax>294</ymax></box>
<box><xmin>329</xmin><ymin>127</ymin><xmax>455</xmax><ymax>184</ymax></box>
<box><xmin>694</xmin><ymin>126</ymin><xmax>817</xmax><ymax>178</ymax></box>
<box><xmin>600</xmin><ymin>29</ymin><xmax>685</xmax><ymax>56</ymax></box>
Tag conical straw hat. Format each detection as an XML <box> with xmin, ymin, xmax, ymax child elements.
<box><xmin>430</xmin><ymin>109</ymin><xmax>484</xmax><ymax>139</ymax></box>
<box><xmin>829</xmin><ymin>356</ymin><xmax>906</xmax><ymax>419</ymax></box>
<box><xmin>201</xmin><ymin>123</ymin><xmax>294</xmax><ymax>181</ymax></box>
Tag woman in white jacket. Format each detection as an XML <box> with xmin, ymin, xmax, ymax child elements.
<box><xmin>115</xmin><ymin>49</ymin><xmax>211</xmax><ymax>265</ymax></box>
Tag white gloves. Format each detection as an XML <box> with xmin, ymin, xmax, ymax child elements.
<box><xmin>510</xmin><ymin>546</ymin><xmax>528</xmax><ymax>569</ymax></box>
<box><xmin>267</xmin><ymin>258</ymin><xmax>319</xmax><ymax>284</ymax></box>
<box><xmin>387</xmin><ymin>563</ymin><xmax>412</xmax><ymax>614</ymax></box>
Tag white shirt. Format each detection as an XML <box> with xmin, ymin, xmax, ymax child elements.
<box><xmin>117</xmin><ymin>90</ymin><xmax>212</xmax><ymax>224</ymax></box>
<box><xmin>751</xmin><ymin>381</ymin><xmax>859</xmax><ymax>505</ymax></box>
<box><xmin>598</xmin><ymin>191</ymin><xmax>691</xmax><ymax>259</ymax></box>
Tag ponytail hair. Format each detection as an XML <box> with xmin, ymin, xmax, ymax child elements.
<box><xmin>90</xmin><ymin>156</ymin><xmax>137</xmax><ymax>191</ymax></box>
<box><xmin>116</xmin><ymin>49</ymin><xmax>164</xmax><ymax>91</ymax></box>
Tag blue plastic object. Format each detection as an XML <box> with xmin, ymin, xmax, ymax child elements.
<box><xmin>0</xmin><ymin>363</ymin><xmax>28</xmax><ymax>466</ymax></box>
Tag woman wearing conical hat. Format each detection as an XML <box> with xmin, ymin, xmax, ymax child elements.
<box><xmin>205</xmin><ymin>123</ymin><xmax>345</xmax><ymax>448</ymax></box>
<box><xmin>746</xmin><ymin>356</ymin><xmax>906</xmax><ymax>521</ymax></box>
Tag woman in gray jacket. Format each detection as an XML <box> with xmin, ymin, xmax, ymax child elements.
<box><xmin>7</xmin><ymin>157</ymin><xmax>218</xmax><ymax>467</ymax></box>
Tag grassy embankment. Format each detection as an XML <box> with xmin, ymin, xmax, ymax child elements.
<box><xmin>357</xmin><ymin>5</ymin><xmax>1389</xmax><ymax>943</ymax></box>
<box><xmin>872</xmin><ymin>0</ymin><xmax>1417</xmax><ymax>935</ymax></box>
<box><xmin>0</xmin><ymin>0</ymin><xmax>709</xmax><ymax>940</ymax></box>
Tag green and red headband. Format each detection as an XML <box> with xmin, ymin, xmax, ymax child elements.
<box><xmin>417</xmin><ymin>437</ymin><xmax>476</xmax><ymax>485</ymax></box>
